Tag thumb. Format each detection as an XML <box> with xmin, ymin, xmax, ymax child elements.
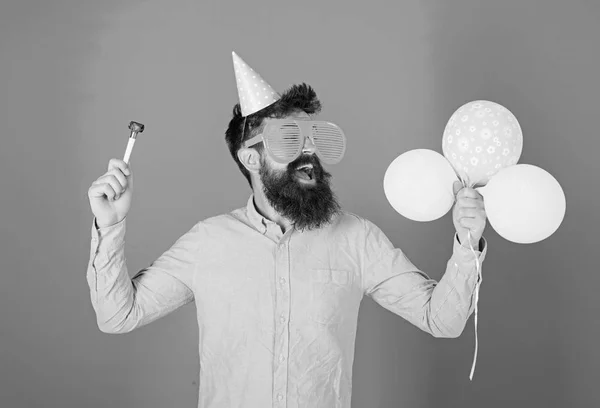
<box><xmin>453</xmin><ymin>180</ymin><xmax>463</xmax><ymax>196</ymax></box>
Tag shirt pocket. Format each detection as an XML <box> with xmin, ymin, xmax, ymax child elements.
<box><xmin>308</xmin><ymin>269</ymin><xmax>354</xmax><ymax>326</ymax></box>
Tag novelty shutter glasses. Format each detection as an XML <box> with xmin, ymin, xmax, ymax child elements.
<box><xmin>243</xmin><ymin>119</ymin><xmax>347</xmax><ymax>165</ymax></box>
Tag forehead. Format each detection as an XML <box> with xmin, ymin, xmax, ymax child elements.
<box><xmin>264</xmin><ymin>110</ymin><xmax>310</xmax><ymax>125</ymax></box>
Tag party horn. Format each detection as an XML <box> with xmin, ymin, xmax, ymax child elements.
<box><xmin>123</xmin><ymin>121</ymin><xmax>145</xmax><ymax>164</ymax></box>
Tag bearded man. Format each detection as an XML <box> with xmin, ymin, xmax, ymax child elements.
<box><xmin>86</xmin><ymin>52</ymin><xmax>488</xmax><ymax>408</ymax></box>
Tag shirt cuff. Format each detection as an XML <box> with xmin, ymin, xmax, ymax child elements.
<box><xmin>456</xmin><ymin>233</ymin><xmax>484</xmax><ymax>251</ymax></box>
<box><xmin>452</xmin><ymin>232</ymin><xmax>487</xmax><ymax>264</ymax></box>
<box><xmin>91</xmin><ymin>217</ymin><xmax>127</xmax><ymax>251</ymax></box>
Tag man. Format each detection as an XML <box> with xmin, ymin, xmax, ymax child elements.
<box><xmin>86</xmin><ymin>53</ymin><xmax>488</xmax><ymax>408</ymax></box>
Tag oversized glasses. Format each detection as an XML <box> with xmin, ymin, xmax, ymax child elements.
<box><xmin>243</xmin><ymin>119</ymin><xmax>347</xmax><ymax>165</ymax></box>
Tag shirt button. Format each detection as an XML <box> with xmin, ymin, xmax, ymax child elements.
<box><xmin>279</xmin><ymin>354</ymin><xmax>285</xmax><ymax>362</ymax></box>
<box><xmin>280</xmin><ymin>315</ymin><xmax>286</xmax><ymax>323</ymax></box>
<box><xmin>277</xmin><ymin>394</ymin><xmax>283</xmax><ymax>401</ymax></box>
<box><xmin>280</xmin><ymin>277</ymin><xmax>286</xmax><ymax>284</ymax></box>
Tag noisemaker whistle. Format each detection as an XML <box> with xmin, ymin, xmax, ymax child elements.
<box><xmin>123</xmin><ymin>121</ymin><xmax>145</xmax><ymax>164</ymax></box>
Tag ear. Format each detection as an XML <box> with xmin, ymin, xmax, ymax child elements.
<box><xmin>237</xmin><ymin>147</ymin><xmax>262</xmax><ymax>174</ymax></box>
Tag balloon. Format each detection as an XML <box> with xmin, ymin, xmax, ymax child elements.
<box><xmin>442</xmin><ymin>100</ymin><xmax>523</xmax><ymax>187</ymax></box>
<box><xmin>384</xmin><ymin>149</ymin><xmax>459</xmax><ymax>222</ymax></box>
<box><xmin>478</xmin><ymin>164</ymin><xmax>566</xmax><ymax>244</ymax></box>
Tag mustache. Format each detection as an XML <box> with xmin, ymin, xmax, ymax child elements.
<box><xmin>288</xmin><ymin>154</ymin><xmax>321</xmax><ymax>170</ymax></box>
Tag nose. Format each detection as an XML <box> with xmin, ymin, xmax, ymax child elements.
<box><xmin>302</xmin><ymin>135</ymin><xmax>317</xmax><ymax>155</ymax></box>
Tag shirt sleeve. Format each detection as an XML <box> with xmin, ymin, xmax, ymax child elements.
<box><xmin>86</xmin><ymin>217</ymin><xmax>198</xmax><ymax>334</ymax></box>
<box><xmin>361</xmin><ymin>218</ymin><xmax>488</xmax><ymax>338</ymax></box>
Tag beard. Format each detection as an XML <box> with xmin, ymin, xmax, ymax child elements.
<box><xmin>259</xmin><ymin>154</ymin><xmax>342</xmax><ymax>231</ymax></box>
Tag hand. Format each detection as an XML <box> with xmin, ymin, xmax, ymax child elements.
<box><xmin>452</xmin><ymin>180</ymin><xmax>487</xmax><ymax>249</ymax></box>
<box><xmin>88</xmin><ymin>158</ymin><xmax>133</xmax><ymax>228</ymax></box>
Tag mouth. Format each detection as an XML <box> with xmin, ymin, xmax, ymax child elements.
<box><xmin>293</xmin><ymin>163</ymin><xmax>315</xmax><ymax>182</ymax></box>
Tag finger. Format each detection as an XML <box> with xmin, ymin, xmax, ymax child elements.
<box><xmin>108</xmin><ymin>158</ymin><xmax>131</xmax><ymax>177</ymax></box>
<box><xmin>459</xmin><ymin>217</ymin><xmax>482</xmax><ymax>231</ymax></box>
<box><xmin>96</xmin><ymin>174</ymin><xmax>124</xmax><ymax>197</ymax></box>
<box><xmin>89</xmin><ymin>183</ymin><xmax>117</xmax><ymax>201</ymax></box>
<box><xmin>459</xmin><ymin>187</ymin><xmax>482</xmax><ymax>199</ymax></box>
<box><xmin>457</xmin><ymin>197</ymin><xmax>481</xmax><ymax>208</ymax></box>
<box><xmin>453</xmin><ymin>181</ymin><xmax>463</xmax><ymax>196</ymax></box>
<box><xmin>458</xmin><ymin>208</ymin><xmax>480</xmax><ymax>219</ymax></box>
<box><xmin>101</xmin><ymin>184</ymin><xmax>118</xmax><ymax>201</ymax></box>
<box><xmin>107</xmin><ymin>167</ymin><xmax>128</xmax><ymax>191</ymax></box>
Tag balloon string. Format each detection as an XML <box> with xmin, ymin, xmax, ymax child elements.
<box><xmin>462</xmin><ymin>176</ymin><xmax>482</xmax><ymax>381</ymax></box>
<box><xmin>468</xmin><ymin>229</ymin><xmax>482</xmax><ymax>381</ymax></box>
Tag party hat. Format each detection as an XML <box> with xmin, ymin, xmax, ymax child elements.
<box><xmin>232</xmin><ymin>51</ymin><xmax>280</xmax><ymax>117</ymax></box>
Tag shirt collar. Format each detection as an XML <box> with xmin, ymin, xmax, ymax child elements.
<box><xmin>246</xmin><ymin>194</ymin><xmax>268</xmax><ymax>234</ymax></box>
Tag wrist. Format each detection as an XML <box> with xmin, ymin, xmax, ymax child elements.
<box><xmin>458</xmin><ymin>234</ymin><xmax>481</xmax><ymax>250</ymax></box>
<box><xmin>95</xmin><ymin>217</ymin><xmax>118</xmax><ymax>229</ymax></box>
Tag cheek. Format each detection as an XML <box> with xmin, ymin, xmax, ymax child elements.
<box><xmin>273</xmin><ymin>163</ymin><xmax>291</xmax><ymax>174</ymax></box>
<box><xmin>261</xmin><ymin>162</ymin><xmax>290</xmax><ymax>179</ymax></box>
<box><xmin>263</xmin><ymin>155</ymin><xmax>289</xmax><ymax>172</ymax></box>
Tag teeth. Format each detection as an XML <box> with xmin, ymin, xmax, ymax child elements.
<box><xmin>296</xmin><ymin>164</ymin><xmax>313</xmax><ymax>171</ymax></box>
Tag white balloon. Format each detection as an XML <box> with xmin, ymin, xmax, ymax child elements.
<box><xmin>384</xmin><ymin>149</ymin><xmax>459</xmax><ymax>222</ymax></box>
<box><xmin>478</xmin><ymin>164</ymin><xmax>566</xmax><ymax>244</ymax></box>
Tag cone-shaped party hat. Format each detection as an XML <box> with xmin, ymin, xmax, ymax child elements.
<box><xmin>232</xmin><ymin>51</ymin><xmax>280</xmax><ymax>117</ymax></box>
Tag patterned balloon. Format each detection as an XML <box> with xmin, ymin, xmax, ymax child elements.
<box><xmin>442</xmin><ymin>100</ymin><xmax>523</xmax><ymax>187</ymax></box>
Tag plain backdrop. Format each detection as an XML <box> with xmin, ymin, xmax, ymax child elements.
<box><xmin>1</xmin><ymin>1</ymin><xmax>599</xmax><ymax>407</ymax></box>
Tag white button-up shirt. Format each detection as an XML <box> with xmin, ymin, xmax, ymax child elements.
<box><xmin>87</xmin><ymin>195</ymin><xmax>487</xmax><ymax>408</ymax></box>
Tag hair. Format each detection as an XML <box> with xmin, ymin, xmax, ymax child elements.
<box><xmin>225</xmin><ymin>83</ymin><xmax>322</xmax><ymax>189</ymax></box>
